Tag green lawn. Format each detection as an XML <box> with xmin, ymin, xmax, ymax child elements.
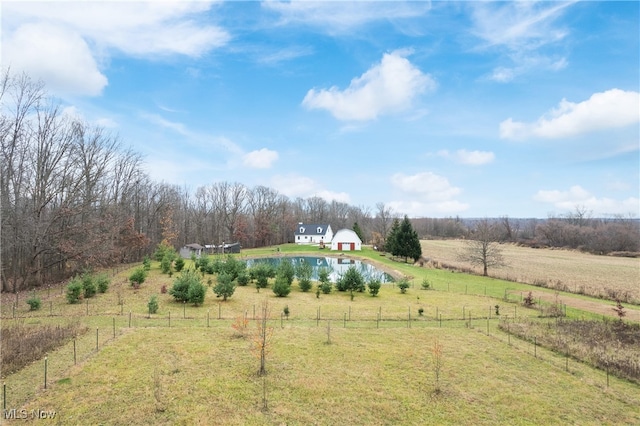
<box><xmin>2</xmin><ymin>244</ymin><xmax>639</xmax><ymax>425</ymax></box>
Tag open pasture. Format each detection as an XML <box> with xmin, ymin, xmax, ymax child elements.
<box><xmin>2</xmin><ymin>248</ymin><xmax>639</xmax><ymax>425</ymax></box>
<box><xmin>420</xmin><ymin>240</ymin><xmax>640</xmax><ymax>304</ymax></box>
<box><xmin>6</xmin><ymin>320</ymin><xmax>640</xmax><ymax>425</ymax></box>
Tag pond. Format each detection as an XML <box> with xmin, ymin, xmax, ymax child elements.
<box><xmin>245</xmin><ymin>256</ymin><xmax>395</xmax><ymax>283</ymax></box>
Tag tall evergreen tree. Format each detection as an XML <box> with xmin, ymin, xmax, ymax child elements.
<box><xmin>390</xmin><ymin>216</ymin><xmax>422</xmax><ymax>262</ymax></box>
<box><xmin>385</xmin><ymin>218</ymin><xmax>401</xmax><ymax>254</ymax></box>
<box><xmin>352</xmin><ymin>222</ymin><xmax>364</xmax><ymax>243</ymax></box>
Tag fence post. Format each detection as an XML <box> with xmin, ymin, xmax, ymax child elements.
<box><xmin>3</xmin><ymin>382</ymin><xmax>6</xmax><ymax>410</ymax></box>
<box><xmin>343</xmin><ymin>313</ymin><xmax>346</xmax><ymax>328</ymax></box>
<box><xmin>218</xmin><ymin>302</ymin><xmax>221</xmax><ymax>320</ymax></box>
<box><xmin>44</xmin><ymin>357</ymin><xmax>48</xmax><ymax>390</ymax></box>
<box><xmin>96</xmin><ymin>328</ymin><xmax>99</xmax><ymax>351</ymax></box>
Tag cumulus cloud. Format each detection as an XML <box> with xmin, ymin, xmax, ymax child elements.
<box><xmin>4</xmin><ymin>23</ymin><xmax>108</xmax><ymax>96</ymax></box>
<box><xmin>271</xmin><ymin>174</ymin><xmax>350</xmax><ymax>203</ymax></box>
<box><xmin>388</xmin><ymin>172</ymin><xmax>468</xmax><ymax>216</ymax></box>
<box><xmin>2</xmin><ymin>2</ymin><xmax>228</xmax><ymax>96</ymax></box>
<box><xmin>500</xmin><ymin>89</ymin><xmax>640</xmax><ymax>140</ymax></box>
<box><xmin>302</xmin><ymin>50</ymin><xmax>436</xmax><ymax>121</ymax></box>
<box><xmin>242</xmin><ymin>148</ymin><xmax>279</xmax><ymax>169</ymax></box>
<box><xmin>438</xmin><ymin>149</ymin><xmax>495</xmax><ymax>165</ymax></box>
<box><xmin>534</xmin><ymin>185</ymin><xmax>640</xmax><ymax>216</ymax></box>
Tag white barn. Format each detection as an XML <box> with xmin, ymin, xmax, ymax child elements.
<box><xmin>331</xmin><ymin>229</ymin><xmax>362</xmax><ymax>251</ymax></box>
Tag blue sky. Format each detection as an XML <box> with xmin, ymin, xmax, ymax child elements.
<box><xmin>2</xmin><ymin>1</ymin><xmax>639</xmax><ymax>218</ymax></box>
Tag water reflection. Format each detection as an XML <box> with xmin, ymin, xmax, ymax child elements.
<box><xmin>245</xmin><ymin>256</ymin><xmax>394</xmax><ymax>283</ymax></box>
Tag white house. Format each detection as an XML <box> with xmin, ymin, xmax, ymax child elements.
<box><xmin>331</xmin><ymin>229</ymin><xmax>362</xmax><ymax>251</ymax></box>
<box><xmin>179</xmin><ymin>243</ymin><xmax>204</xmax><ymax>258</ymax></box>
<box><xmin>294</xmin><ymin>223</ymin><xmax>333</xmax><ymax>245</ymax></box>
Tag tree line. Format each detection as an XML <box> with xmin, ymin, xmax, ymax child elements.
<box><xmin>2</xmin><ymin>71</ymin><xmax>637</xmax><ymax>292</ymax></box>
<box><xmin>0</xmin><ymin>72</ymin><xmax>400</xmax><ymax>292</ymax></box>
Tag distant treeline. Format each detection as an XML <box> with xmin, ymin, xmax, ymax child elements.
<box><xmin>413</xmin><ymin>215</ymin><xmax>639</xmax><ymax>255</ymax></box>
<box><xmin>2</xmin><ymin>71</ymin><xmax>637</xmax><ymax>292</ymax></box>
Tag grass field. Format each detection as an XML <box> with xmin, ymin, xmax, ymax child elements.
<box><xmin>420</xmin><ymin>240</ymin><xmax>640</xmax><ymax>304</ymax></box>
<box><xmin>1</xmin><ymin>244</ymin><xmax>639</xmax><ymax>425</ymax></box>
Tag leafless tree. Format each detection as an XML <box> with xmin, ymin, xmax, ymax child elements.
<box><xmin>458</xmin><ymin>219</ymin><xmax>506</xmax><ymax>276</ymax></box>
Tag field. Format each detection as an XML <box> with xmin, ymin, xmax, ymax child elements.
<box><xmin>420</xmin><ymin>240</ymin><xmax>640</xmax><ymax>304</ymax></box>
<box><xmin>1</xmin><ymin>245</ymin><xmax>639</xmax><ymax>425</ymax></box>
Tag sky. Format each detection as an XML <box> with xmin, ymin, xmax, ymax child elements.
<box><xmin>2</xmin><ymin>1</ymin><xmax>639</xmax><ymax>218</ymax></box>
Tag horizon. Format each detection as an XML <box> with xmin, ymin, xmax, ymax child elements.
<box><xmin>2</xmin><ymin>1</ymin><xmax>638</xmax><ymax>219</ymax></box>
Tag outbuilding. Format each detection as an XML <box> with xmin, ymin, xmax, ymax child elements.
<box><xmin>330</xmin><ymin>229</ymin><xmax>362</xmax><ymax>251</ymax></box>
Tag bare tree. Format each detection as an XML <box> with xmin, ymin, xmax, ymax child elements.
<box><xmin>458</xmin><ymin>219</ymin><xmax>506</xmax><ymax>276</ymax></box>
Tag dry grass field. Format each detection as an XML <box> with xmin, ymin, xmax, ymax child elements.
<box><xmin>2</xmin><ymin>247</ymin><xmax>639</xmax><ymax>425</ymax></box>
<box><xmin>421</xmin><ymin>240</ymin><xmax>640</xmax><ymax>304</ymax></box>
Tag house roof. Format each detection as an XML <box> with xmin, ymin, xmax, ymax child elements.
<box><xmin>294</xmin><ymin>223</ymin><xmax>332</xmax><ymax>236</ymax></box>
<box><xmin>332</xmin><ymin>228</ymin><xmax>362</xmax><ymax>243</ymax></box>
<box><xmin>184</xmin><ymin>243</ymin><xmax>204</xmax><ymax>250</ymax></box>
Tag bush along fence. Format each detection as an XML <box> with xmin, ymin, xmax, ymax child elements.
<box><xmin>1</xmin><ymin>319</ymin><xmax>125</xmax><ymax>411</ymax></box>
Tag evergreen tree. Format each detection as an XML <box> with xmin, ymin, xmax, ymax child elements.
<box><xmin>390</xmin><ymin>216</ymin><xmax>422</xmax><ymax>262</ymax></box>
<box><xmin>385</xmin><ymin>218</ymin><xmax>401</xmax><ymax>254</ymax></box>
<box><xmin>352</xmin><ymin>222</ymin><xmax>364</xmax><ymax>243</ymax></box>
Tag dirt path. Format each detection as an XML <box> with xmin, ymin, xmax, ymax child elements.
<box><xmin>507</xmin><ymin>289</ymin><xmax>640</xmax><ymax>321</ymax></box>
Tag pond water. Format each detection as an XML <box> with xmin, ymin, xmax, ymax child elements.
<box><xmin>245</xmin><ymin>256</ymin><xmax>395</xmax><ymax>283</ymax></box>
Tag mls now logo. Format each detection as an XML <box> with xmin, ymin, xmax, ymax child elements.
<box><xmin>4</xmin><ymin>408</ymin><xmax>57</xmax><ymax>419</ymax></box>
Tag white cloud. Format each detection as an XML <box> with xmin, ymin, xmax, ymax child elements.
<box><xmin>470</xmin><ymin>1</ymin><xmax>574</xmax><ymax>51</ymax></box>
<box><xmin>388</xmin><ymin>172</ymin><xmax>468</xmax><ymax>216</ymax></box>
<box><xmin>242</xmin><ymin>148</ymin><xmax>279</xmax><ymax>169</ymax></box>
<box><xmin>271</xmin><ymin>174</ymin><xmax>350</xmax><ymax>203</ymax></box>
<box><xmin>391</xmin><ymin>172</ymin><xmax>461</xmax><ymax>201</ymax></box>
<box><xmin>4</xmin><ymin>23</ymin><xmax>108</xmax><ymax>96</ymax></box>
<box><xmin>500</xmin><ymin>89</ymin><xmax>640</xmax><ymax>140</ymax></box>
<box><xmin>470</xmin><ymin>1</ymin><xmax>575</xmax><ymax>81</ymax></box>
<box><xmin>302</xmin><ymin>50</ymin><xmax>435</xmax><ymax>121</ymax></box>
<box><xmin>534</xmin><ymin>185</ymin><xmax>640</xmax><ymax>216</ymax></box>
<box><xmin>263</xmin><ymin>1</ymin><xmax>430</xmax><ymax>35</ymax></box>
<box><xmin>438</xmin><ymin>149</ymin><xmax>495</xmax><ymax>165</ymax></box>
<box><xmin>2</xmin><ymin>2</ymin><xmax>228</xmax><ymax>97</ymax></box>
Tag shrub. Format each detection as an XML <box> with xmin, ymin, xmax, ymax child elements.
<box><xmin>143</xmin><ymin>256</ymin><xmax>151</xmax><ymax>271</ymax></box>
<box><xmin>129</xmin><ymin>267</ymin><xmax>147</xmax><ymax>287</ymax></box>
<box><xmin>174</xmin><ymin>257</ymin><xmax>185</xmax><ymax>272</ymax></box>
<box><xmin>277</xmin><ymin>259</ymin><xmax>295</xmax><ymax>285</ymax></box>
<box><xmin>222</xmin><ymin>255</ymin><xmax>245</xmax><ymax>281</ymax></box>
<box><xmin>161</xmin><ymin>284</ymin><xmax>167</xmax><ymax>294</ymax></box>
<box><xmin>272</xmin><ymin>274</ymin><xmax>291</xmax><ymax>297</ymax></box>
<box><xmin>397</xmin><ymin>278</ymin><xmax>410</xmax><ymax>294</ymax></box>
<box><xmin>283</xmin><ymin>305</ymin><xmax>290</xmax><ymax>318</ymax></box>
<box><xmin>170</xmin><ymin>269</ymin><xmax>201</xmax><ymax>303</ymax></box>
<box><xmin>368</xmin><ymin>279</ymin><xmax>381</xmax><ymax>297</ymax></box>
<box><xmin>237</xmin><ymin>272</ymin><xmax>250</xmax><ymax>286</ymax></box>
<box><xmin>82</xmin><ymin>274</ymin><xmax>97</xmax><ymax>298</ymax></box>
<box><xmin>298</xmin><ymin>278</ymin><xmax>312</xmax><ymax>292</ymax></box>
<box><xmin>342</xmin><ymin>266</ymin><xmax>366</xmax><ymax>293</ymax></box>
<box><xmin>160</xmin><ymin>254</ymin><xmax>172</xmax><ymax>274</ymax></box>
<box><xmin>188</xmin><ymin>281</ymin><xmax>207</xmax><ymax>306</ymax></box>
<box><xmin>213</xmin><ymin>273</ymin><xmax>236</xmax><ymax>301</ymax></box>
<box><xmin>523</xmin><ymin>291</ymin><xmax>535</xmax><ymax>307</ymax></box>
<box><xmin>295</xmin><ymin>261</ymin><xmax>313</xmax><ymax>292</ymax></box>
<box><xmin>154</xmin><ymin>240</ymin><xmax>176</xmax><ymax>262</ymax></box>
<box><xmin>66</xmin><ymin>278</ymin><xmax>83</xmax><ymax>304</ymax></box>
<box><xmin>148</xmin><ymin>295</ymin><xmax>159</xmax><ymax>314</ymax></box>
<box><xmin>320</xmin><ymin>281</ymin><xmax>332</xmax><ymax>294</ymax></box>
<box><xmin>421</xmin><ymin>278</ymin><xmax>431</xmax><ymax>290</ymax></box>
<box><xmin>96</xmin><ymin>274</ymin><xmax>110</xmax><ymax>293</ymax></box>
<box><xmin>318</xmin><ymin>267</ymin><xmax>332</xmax><ymax>294</ymax></box>
<box><xmin>26</xmin><ymin>293</ymin><xmax>41</xmax><ymax>311</ymax></box>
<box><xmin>418</xmin><ymin>307</ymin><xmax>424</xmax><ymax>316</ymax></box>
<box><xmin>250</xmin><ymin>263</ymin><xmax>273</xmax><ymax>288</ymax></box>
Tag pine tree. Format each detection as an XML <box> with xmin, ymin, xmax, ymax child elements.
<box><xmin>390</xmin><ymin>216</ymin><xmax>422</xmax><ymax>262</ymax></box>
<box><xmin>386</xmin><ymin>218</ymin><xmax>401</xmax><ymax>254</ymax></box>
<box><xmin>352</xmin><ymin>222</ymin><xmax>364</xmax><ymax>243</ymax></box>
